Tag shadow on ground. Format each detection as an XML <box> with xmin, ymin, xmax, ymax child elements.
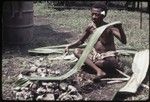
<box><xmin>2</xmin><ymin>24</ymin><xmax>73</xmax><ymax>55</ymax></box>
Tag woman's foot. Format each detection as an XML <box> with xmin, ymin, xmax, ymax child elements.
<box><xmin>93</xmin><ymin>72</ymin><xmax>106</xmax><ymax>83</ymax></box>
<box><xmin>97</xmin><ymin>70</ymin><xmax>106</xmax><ymax>78</ymax></box>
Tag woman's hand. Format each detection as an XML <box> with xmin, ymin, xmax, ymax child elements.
<box><xmin>64</xmin><ymin>45</ymin><xmax>69</xmax><ymax>54</ymax></box>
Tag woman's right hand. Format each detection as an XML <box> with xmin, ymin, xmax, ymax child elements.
<box><xmin>64</xmin><ymin>46</ymin><xmax>69</xmax><ymax>54</ymax></box>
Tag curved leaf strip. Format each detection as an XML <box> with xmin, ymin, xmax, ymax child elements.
<box><xmin>26</xmin><ymin>21</ymin><xmax>122</xmax><ymax>81</ymax></box>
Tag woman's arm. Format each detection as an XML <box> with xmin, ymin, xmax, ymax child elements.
<box><xmin>65</xmin><ymin>25</ymin><xmax>93</xmax><ymax>52</ymax></box>
<box><xmin>110</xmin><ymin>24</ymin><xmax>127</xmax><ymax>44</ymax></box>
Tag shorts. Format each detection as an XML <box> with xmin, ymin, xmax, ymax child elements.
<box><xmin>88</xmin><ymin>49</ymin><xmax>118</xmax><ymax>63</ymax></box>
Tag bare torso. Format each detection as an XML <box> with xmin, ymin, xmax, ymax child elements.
<box><xmin>67</xmin><ymin>21</ymin><xmax>126</xmax><ymax>54</ymax></box>
<box><xmin>88</xmin><ymin>23</ymin><xmax>116</xmax><ymax>54</ymax></box>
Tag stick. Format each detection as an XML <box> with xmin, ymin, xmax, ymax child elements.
<box><xmin>141</xmin><ymin>84</ymin><xmax>149</xmax><ymax>89</ymax></box>
<box><xmin>101</xmin><ymin>78</ymin><xmax>130</xmax><ymax>81</ymax></box>
<box><xmin>116</xmin><ymin>69</ymin><xmax>130</xmax><ymax>78</ymax></box>
<box><xmin>107</xmin><ymin>80</ymin><xmax>125</xmax><ymax>84</ymax></box>
<box><xmin>116</xmin><ymin>68</ymin><xmax>149</xmax><ymax>90</ymax></box>
<box><xmin>140</xmin><ymin>2</ymin><xmax>142</xmax><ymax>29</ymax></box>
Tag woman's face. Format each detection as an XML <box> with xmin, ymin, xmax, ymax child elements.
<box><xmin>91</xmin><ymin>8</ymin><xmax>104</xmax><ymax>24</ymax></box>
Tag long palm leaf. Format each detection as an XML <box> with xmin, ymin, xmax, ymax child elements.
<box><xmin>25</xmin><ymin>21</ymin><xmax>122</xmax><ymax>81</ymax></box>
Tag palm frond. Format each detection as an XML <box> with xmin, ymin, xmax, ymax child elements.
<box><xmin>14</xmin><ymin>78</ymin><xmax>29</xmax><ymax>87</ymax></box>
<box><xmin>25</xmin><ymin>21</ymin><xmax>122</xmax><ymax>81</ymax></box>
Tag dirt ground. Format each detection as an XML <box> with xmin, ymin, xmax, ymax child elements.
<box><xmin>2</xmin><ymin>15</ymin><xmax>149</xmax><ymax>101</ymax></box>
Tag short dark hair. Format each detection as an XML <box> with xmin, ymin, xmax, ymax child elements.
<box><xmin>92</xmin><ymin>2</ymin><xmax>108</xmax><ymax>13</ymax></box>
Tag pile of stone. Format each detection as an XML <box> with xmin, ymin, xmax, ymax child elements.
<box><xmin>13</xmin><ymin>81</ymin><xmax>83</xmax><ymax>100</ymax></box>
<box><xmin>22</xmin><ymin>57</ymin><xmax>72</xmax><ymax>77</ymax></box>
<box><xmin>13</xmin><ymin>57</ymin><xmax>83</xmax><ymax>100</ymax></box>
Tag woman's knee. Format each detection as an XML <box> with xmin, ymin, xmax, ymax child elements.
<box><xmin>95</xmin><ymin>58</ymin><xmax>118</xmax><ymax>69</ymax></box>
<box><xmin>104</xmin><ymin>57</ymin><xmax>119</xmax><ymax>69</ymax></box>
<box><xmin>95</xmin><ymin>60</ymin><xmax>104</xmax><ymax>68</ymax></box>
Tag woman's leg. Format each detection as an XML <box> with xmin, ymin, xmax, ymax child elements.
<box><xmin>95</xmin><ymin>56</ymin><xmax>120</xmax><ymax>76</ymax></box>
<box><xmin>73</xmin><ymin>48</ymin><xmax>106</xmax><ymax>77</ymax></box>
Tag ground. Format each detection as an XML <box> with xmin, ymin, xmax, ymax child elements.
<box><xmin>2</xmin><ymin>2</ymin><xmax>149</xmax><ymax>101</ymax></box>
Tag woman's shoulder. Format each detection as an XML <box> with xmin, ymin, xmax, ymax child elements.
<box><xmin>85</xmin><ymin>22</ymin><xmax>96</xmax><ymax>32</ymax></box>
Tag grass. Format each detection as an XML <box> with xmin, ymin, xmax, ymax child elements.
<box><xmin>106</xmin><ymin>10</ymin><xmax>149</xmax><ymax>50</ymax></box>
<box><xmin>33</xmin><ymin>2</ymin><xmax>149</xmax><ymax>51</ymax></box>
